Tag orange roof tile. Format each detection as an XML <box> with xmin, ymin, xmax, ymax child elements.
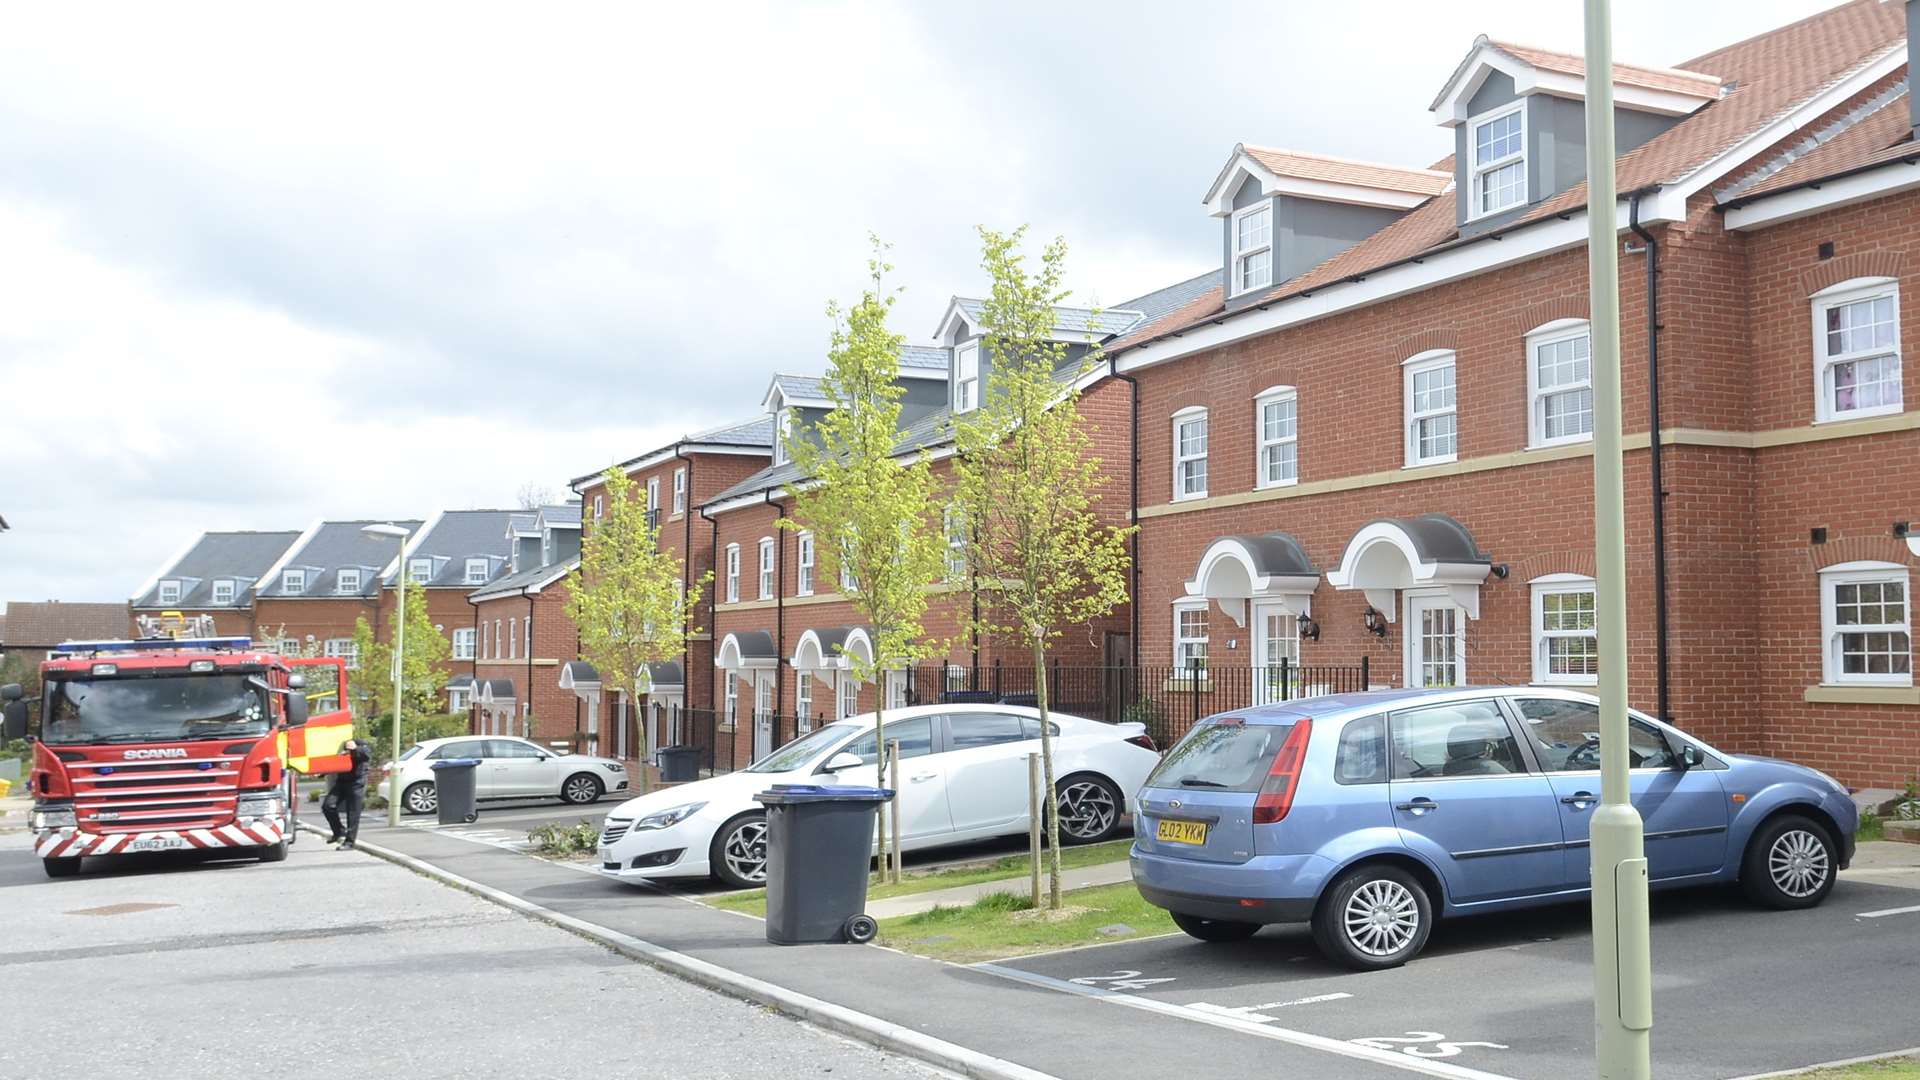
<box><xmin>1241</xmin><ymin>147</ymin><xmax>1451</xmax><ymax>197</ymax></box>
<box><xmin>1725</xmin><ymin>90</ymin><xmax>1915</xmax><ymax>202</ymax></box>
<box><xmin>1486</xmin><ymin>39</ymin><xmax>1724</xmax><ymax>98</ymax></box>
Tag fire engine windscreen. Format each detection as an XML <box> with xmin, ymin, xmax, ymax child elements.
<box><xmin>43</xmin><ymin>675</ymin><xmax>271</xmax><ymax>745</ymax></box>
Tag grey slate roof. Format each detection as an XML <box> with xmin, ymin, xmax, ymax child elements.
<box><xmin>898</xmin><ymin>345</ymin><xmax>950</xmax><ymax>371</ymax></box>
<box><xmin>132</xmin><ymin>530</ymin><xmax>302</xmax><ymax>609</ymax></box>
<box><xmin>1115</xmin><ymin>270</ymin><xmax>1222</xmax><ymax>326</ymax></box>
<box><xmin>467</xmin><ymin>558</ymin><xmax>577</xmax><ymax>602</ymax></box>
<box><xmin>773</xmin><ymin>374</ymin><xmax>826</xmax><ymax>402</ymax></box>
<box><xmin>952</xmin><ymin>298</ymin><xmax>1145</xmax><ymax>337</ymax></box>
<box><xmin>691</xmin><ymin>415</ymin><xmax>776</xmax><ymax>446</ymax></box>
<box><xmin>384</xmin><ymin>510</ymin><xmax>516</xmax><ymax>589</ymax></box>
<box><xmin>508</xmin><ymin>512</ymin><xmax>539</xmax><ymax>537</ymax></box>
<box><xmin>257</xmin><ymin>520</ymin><xmax>424</xmax><ymax>599</ymax></box>
<box><xmin>536</xmin><ymin>503</ymin><xmax>582</xmax><ymax>528</ymax></box>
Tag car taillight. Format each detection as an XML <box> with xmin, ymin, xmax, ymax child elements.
<box><xmin>1251</xmin><ymin>719</ymin><xmax>1312</xmax><ymax>825</ymax></box>
<box><xmin>1125</xmin><ymin>734</ymin><xmax>1157</xmax><ymax>752</ymax></box>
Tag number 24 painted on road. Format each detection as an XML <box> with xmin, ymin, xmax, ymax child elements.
<box><xmin>1071</xmin><ymin>970</ymin><xmax>1177</xmax><ymax>992</ymax></box>
<box><xmin>1351</xmin><ymin>1032</ymin><xmax>1509</xmax><ymax>1058</ymax></box>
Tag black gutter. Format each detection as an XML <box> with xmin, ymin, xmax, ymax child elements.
<box><xmin>1628</xmin><ymin>195</ymin><xmax>1671</xmax><ymax>723</ymax></box>
<box><xmin>1107</xmin><ymin>353</ymin><xmax>1142</xmax><ymax>669</ymax></box>
<box><xmin>1119</xmin><ymin>184</ymin><xmax>1667</xmax><ymax>359</ymax></box>
<box><xmin>1717</xmin><ymin>153</ymin><xmax>1920</xmax><ymax>212</ymax></box>
<box><xmin>464</xmin><ymin>591</ymin><xmax>481</xmax><ymax>735</ymax></box>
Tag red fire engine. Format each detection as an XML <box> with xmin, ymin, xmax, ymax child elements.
<box><xmin>10</xmin><ymin>626</ymin><xmax>352</xmax><ymax>879</ymax></box>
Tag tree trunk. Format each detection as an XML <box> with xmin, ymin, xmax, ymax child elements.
<box><xmin>1031</xmin><ymin>634</ymin><xmax>1062</xmax><ymax>910</ymax></box>
<box><xmin>872</xmin><ymin>702</ymin><xmax>889</xmax><ymax>885</ymax></box>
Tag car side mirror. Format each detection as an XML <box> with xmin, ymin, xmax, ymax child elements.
<box><xmin>0</xmin><ymin>683</ymin><xmax>22</xmax><ymax>702</ymax></box>
<box><xmin>822</xmin><ymin>752</ymin><xmax>864</xmax><ymax>773</ymax></box>
<box><xmin>287</xmin><ymin>674</ymin><xmax>306</xmax><ymax>690</ymax></box>
<box><xmin>1678</xmin><ymin>745</ymin><xmax>1705</xmax><ymax>771</ymax></box>
<box><xmin>284</xmin><ymin>691</ymin><xmax>309</xmax><ymax>728</ymax></box>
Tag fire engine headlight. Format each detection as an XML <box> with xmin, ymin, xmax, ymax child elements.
<box><xmin>235</xmin><ymin>792</ymin><xmax>285</xmax><ymax>820</ymax></box>
<box><xmin>633</xmin><ymin>802</ymin><xmax>705</xmax><ymax>831</ymax></box>
<box><xmin>31</xmin><ymin>805</ymin><xmax>76</xmax><ymax>831</ymax></box>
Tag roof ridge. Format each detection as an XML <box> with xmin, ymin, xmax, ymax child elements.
<box><xmin>1239</xmin><ymin>144</ymin><xmax>1452</xmax><ymax>177</ymax></box>
<box><xmin>1484</xmin><ymin>37</ymin><xmax>1723</xmax><ymax>83</ymax></box>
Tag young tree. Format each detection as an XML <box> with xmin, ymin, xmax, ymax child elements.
<box><xmin>565</xmin><ymin>467</ymin><xmax>709</xmax><ymax>784</ymax></box>
<box><xmin>350</xmin><ymin>577</ymin><xmax>452</xmax><ymax>755</ymax></box>
<box><xmin>783</xmin><ymin>238</ymin><xmax>949</xmax><ymax>882</ymax></box>
<box><xmin>951</xmin><ymin>226</ymin><xmax>1135</xmax><ymax>908</ymax></box>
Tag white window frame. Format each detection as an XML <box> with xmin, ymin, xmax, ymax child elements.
<box><xmin>1819</xmin><ymin>561</ymin><xmax>1913</xmax><ymax>686</ymax></box>
<box><xmin>448</xmin><ymin>687</ymin><xmax>470</xmax><ymax>713</ymax></box>
<box><xmin>1172</xmin><ymin>406</ymin><xmax>1209</xmax><ymax>501</ymax></box>
<box><xmin>673</xmin><ymin>468</ymin><xmax>687</xmax><ymax>514</ymax></box>
<box><xmin>835</xmin><ymin>672</ymin><xmax>859</xmax><ymax>720</ymax></box>
<box><xmin>523</xmin><ymin>615</ymin><xmax>531</xmax><ymax>659</ymax></box>
<box><xmin>757</xmin><ymin>537</ymin><xmax>775</xmax><ymax>600</ymax></box>
<box><xmin>795</xmin><ymin>674</ymin><xmax>813</xmax><ymax>731</ymax></box>
<box><xmin>158</xmin><ymin>579</ymin><xmax>183</xmax><ymax>605</ymax></box>
<box><xmin>1811</xmin><ymin>277</ymin><xmax>1903</xmax><ymax>424</ymax></box>
<box><xmin>211</xmin><ymin>579</ymin><xmax>235</xmax><ymax>604</ymax></box>
<box><xmin>1468</xmin><ymin>103</ymin><xmax>1527</xmax><ymax>220</ymax></box>
<box><xmin>493</xmin><ymin>619</ymin><xmax>502</xmax><ymax>659</ymax></box>
<box><xmin>723</xmin><ymin>676</ymin><xmax>738</xmax><ymax>730</ymax></box>
<box><xmin>1403</xmin><ymin>349</ymin><xmax>1459</xmax><ymax>468</ymax></box>
<box><xmin>1231</xmin><ymin>201</ymin><xmax>1274</xmax><ymax>296</ymax></box>
<box><xmin>1531</xmin><ymin>573</ymin><xmax>1599</xmax><ymax>686</ymax></box>
<box><xmin>452</xmin><ymin>627</ymin><xmax>476</xmax><ymax>660</ymax></box>
<box><xmin>337</xmin><ymin>568</ymin><xmax>363</xmax><ymax>595</ymax></box>
<box><xmin>953</xmin><ymin>341</ymin><xmax>981</xmax><ymax>414</ymax></box>
<box><xmin>773</xmin><ymin>406</ymin><xmax>793</xmax><ymax>465</ymax></box>
<box><xmin>323</xmin><ymin>638</ymin><xmax>357</xmax><ymax>668</ymax></box>
<box><xmin>592</xmin><ymin>494</ymin><xmax>604</xmax><ymax>522</ymax></box>
<box><xmin>796</xmin><ymin>532</ymin><xmax>814</xmax><ymax>596</ymax></box>
<box><xmin>944</xmin><ymin>506</ymin><xmax>968</xmax><ymax>581</ymax></box>
<box><xmin>840</xmin><ymin>538</ymin><xmax>858</xmax><ymax>594</ymax></box>
<box><xmin>464</xmin><ymin>558</ymin><xmax>489</xmax><ymax>585</ymax></box>
<box><xmin>408</xmin><ymin>558</ymin><xmax>432</xmax><ymax>584</ymax></box>
<box><xmin>1173</xmin><ymin>600</ymin><xmax>1209</xmax><ymax>673</ymax></box>
<box><xmin>282</xmin><ymin>569</ymin><xmax>305</xmax><ymax>594</ymax></box>
<box><xmin>508</xmin><ymin>618</ymin><xmax>518</xmax><ymax>660</ymax></box>
<box><xmin>646</xmin><ymin>476</ymin><xmax>661</xmax><ymax>519</ymax></box>
<box><xmin>1254</xmin><ymin>385</ymin><xmax>1298</xmax><ymax>489</ymax></box>
<box><xmin>725</xmin><ymin>544</ymin><xmax>740</xmax><ymax>603</ymax></box>
<box><xmin>1527</xmin><ymin>319</ymin><xmax>1594</xmax><ymax>448</ymax></box>
<box><xmin>481</xmin><ymin>621</ymin><xmax>490</xmax><ymax>659</ymax></box>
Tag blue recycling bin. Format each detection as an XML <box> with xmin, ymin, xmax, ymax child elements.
<box><xmin>753</xmin><ymin>784</ymin><xmax>894</xmax><ymax>944</ymax></box>
<box><xmin>430</xmin><ymin>758</ymin><xmax>482</xmax><ymax>824</ymax></box>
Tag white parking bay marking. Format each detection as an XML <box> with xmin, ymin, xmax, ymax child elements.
<box><xmin>975</xmin><ymin>963</ymin><xmax>1520</xmax><ymax>1080</ymax></box>
<box><xmin>1351</xmin><ymin>1033</ymin><xmax>1510</xmax><ymax>1059</ymax></box>
<box><xmin>1187</xmin><ymin>993</ymin><xmax>1353</xmax><ymax>1022</ymax></box>
<box><xmin>1854</xmin><ymin>903</ymin><xmax>1920</xmax><ymax>919</ymax></box>
<box><xmin>1069</xmin><ymin>970</ymin><xmax>1176</xmax><ymax>992</ymax></box>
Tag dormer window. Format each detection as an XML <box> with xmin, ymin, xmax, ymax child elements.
<box><xmin>773</xmin><ymin>406</ymin><xmax>793</xmax><ymax>465</ymax></box>
<box><xmin>158</xmin><ymin>579</ymin><xmax>182</xmax><ymax>605</ymax></box>
<box><xmin>1232</xmin><ymin>203</ymin><xmax>1273</xmax><ymax>295</ymax></box>
<box><xmin>337</xmin><ymin>568</ymin><xmax>363</xmax><ymax>594</ymax></box>
<box><xmin>407</xmin><ymin>559</ymin><xmax>431</xmax><ymax>584</ymax></box>
<box><xmin>1469</xmin><ymin>105</ymin><xmax>1526</xmax><ymax>218</ymax></box>
<box><xmin>953</xmin><ymin>343</ymin><xmax>980</xmax><ymax>414</ymax></box>
<box><xmin>211</xmin><ymin>580</ymin><xmax>235</xmax><ymax>605</ymax></box>
<box><xmin>282</xmin><ymin>569</ymin><xmax>305</xmax><ymax>594</ymax></box>
<box><xmin>464</xmin><ymin>558</ymin><xmax>489</xmax><ymax>585</ymax></box>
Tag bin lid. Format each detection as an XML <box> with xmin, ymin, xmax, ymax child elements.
<box><xmin>429</xmin><ymin>758</ymin><xmax>483</xmax><ymax>769</ymax></box>
<box><xmin>753</xmin><ymin>783</ymin><xmax>895</xmax><ymax>805</ymax></box>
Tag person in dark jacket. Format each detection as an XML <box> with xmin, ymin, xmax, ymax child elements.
<box><xmin>321</xmin><ymin>738</ymin><xmax>373</xmax><ymax>850</ymax></box>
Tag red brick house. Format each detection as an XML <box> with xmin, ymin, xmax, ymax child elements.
<box><xmin>1103</xmin><ymin>0</ymin><xmax>1918</xmax><ymax>786</ymax></box>
<box><xmin>467</xmin><ymin>504</ymin><xmax>582</xmax><ymax>746</ymax></box>
<box><xmin>377</xmin><ymin>509</ymin><xmax>517</xmax><ymax>715</ymax></box>
<box><xmin>251</xmin><ymin>519</ymin><xmax>423</xmax><ymax>668</ymax></box>
<box><xmin>129</xmin><ymin>530</ymin><xmax>302</xmax><ymax>639</ymax></box>
<box><xmin>2</xmin><ymin>601</ymin><xmax>132</xmax><ymax>662</ymax></box>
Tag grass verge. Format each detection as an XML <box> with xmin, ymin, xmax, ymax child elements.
<box><xmin>1784</xmin><ymin>1056</ymin><xmax>1920</xmax><ymax>1078</ymax></box>
<box><xmin>706</xmin><ymin>838</ymin><xmax>1134</xmax><ymax>916</ymax></box>
<box><xmin>1857</xmin><ymin>811</ymin><xmax>1885</xmax><ymax>844</ymax></box>
<box><xmin>876</xmin><ymin>881</ymin><xmax>1175</xmax><ymax>964</ymax></box>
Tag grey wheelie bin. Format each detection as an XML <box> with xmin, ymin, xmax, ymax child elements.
<box><xmin>753</xmin><ymin>784</ymin><xmax>894</xmax><ymax>945</ymax></box>
<box><xmin>657</xmin><ymin>745</ymin><xmax>700</xmax><ymax>783</ymax></box>
<box><xmin>430</xmin><ymin>758</ymin><xmax>482</xmax><ymax>825</ymax></box>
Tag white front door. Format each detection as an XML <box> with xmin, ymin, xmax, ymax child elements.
<box><xmin>1250</xmin><ymin>601</ymin><xmax>1298</xmax><ymax>704</ymax></box>
<box><xmin>656</xmin><ymin>693</ymin><xmax>683</xmax><ymax>747</ymax></box>
<box><xmin>752</xmin><ymin>673</ymin><xmax>774</xmax><ymax>761</ymax></box>
<box><xmin>885</xmin><ymin>670</ymin><xmax>909</xmax><ymax>711</ymax></box>
<box><xmin>1405</xmin><ymin>592</ymin><xmax>1467</xmax><ymax>688</ymax></box>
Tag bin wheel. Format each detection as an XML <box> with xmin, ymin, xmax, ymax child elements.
<box><xmin>843</xmin><ymin>914</ymin><xmax>878</xmax><ymax>944</ymax></box>
<box><xmin>463</xmin><ymin>812</ymin><xmax>478</xmax><ymax>824</ymax></box>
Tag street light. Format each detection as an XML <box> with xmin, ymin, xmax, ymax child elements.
<box><xmin>363</xmin><ymin>522</ymin><xmax>412</xmax><ymax>827</ymax></box>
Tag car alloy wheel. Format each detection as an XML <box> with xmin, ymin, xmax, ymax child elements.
<box><xmin>562</xmin><ymin>774</ymin><xmax>602</xmax><ymax>805</ymax></box>
<box><xmin>1342</xmin><ymin>878</ymin><xmax>1420</xmax><ymax>958</ymax></box>
<box><xmin>1056</xmin><ymin>777</ymin><xmax>1118</xmax><ymax>842</ymax></box>
<box><xmin>722</xmin><ymin>818</ymin><xmax>768</xmax><ymax>884</ymax></box>
<box><xmin>1768</xmin><ymin>828</ymin><xmax>1830</xmax><ymax>899</ymax></box>
<box><xmin>404</xmin><ymin>782</ymin><xmax>437</xmax><ymax>815</ymax></box>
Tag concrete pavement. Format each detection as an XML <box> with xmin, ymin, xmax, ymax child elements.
<box><xmin>0</xmin><ymin>829</ymin><xmax>944</xmax><ymax>1080</ymax></box>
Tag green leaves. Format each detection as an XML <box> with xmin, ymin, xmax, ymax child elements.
<box><xmin>351</xmin><ymin>577</ymin><xmax>451</xmax><ymax>724</ymax></box>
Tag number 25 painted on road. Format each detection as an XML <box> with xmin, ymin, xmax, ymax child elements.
<box><xmin>1351</xmin><ymin>1032</ymin><xmax>1509</xmax><ymax>1058</ymax></box>
<box><xmin>1070</xmin><ymin>970</ymin><xmax>1177</xmax><ymax>992</ymax></box>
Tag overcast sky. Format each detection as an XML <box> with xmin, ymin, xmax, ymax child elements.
<box><xmin>0</xmin><ymin>0</ymin><xmax>1839</xmax><ymax>605</ymax></box>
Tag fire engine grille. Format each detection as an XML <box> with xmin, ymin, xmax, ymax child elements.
<box><xmin>600</xmin><ymin>819</ymin><xmax>631</xmax><ymax>846</ymax></box>
<box><xmin>73</xmin><ymin>756</ymin><xmax>242</xmax><ymax>834</ymax></box>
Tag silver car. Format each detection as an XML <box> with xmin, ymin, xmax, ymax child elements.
<box><xmin>387</xmin><ymin>736</ymin><xmax>629</xmax><ymax>815</ymax></box>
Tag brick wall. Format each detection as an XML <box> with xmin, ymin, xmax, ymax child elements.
<box><xmin>471</xmin><ymin>585</ymin><xmax>578</xmax><ymax>745</ymax></box>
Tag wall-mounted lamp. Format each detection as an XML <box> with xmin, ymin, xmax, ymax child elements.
<box><xmin>1895</xmin><ymin>521</ymin><xmax>1911</xmax><ymax>539</ymax></box>
<box><xmin>1490</xmin><ymin>563</ymin><xmax>1510</xmax><ymax>579</ymax></box>
<box><xmin>1298</xmin><ymin>615</ymin><xmax>1320</xmax><ymax>642</ymax></box>
<box><xmin>1362</xmin><ymin>607</ymin><xmax>1388</xmax><ymax>638</ymax></box>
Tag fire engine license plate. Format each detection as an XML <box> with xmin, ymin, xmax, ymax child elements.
<box><xmin>1156</xmin><ymin>819</ymin><xmax>1207</xmax><ymax>845</ymax></box>
<box><xmin>125</xmin><ymin>837</ymin><xmax>189</xmax><ymax>852</ymax></box>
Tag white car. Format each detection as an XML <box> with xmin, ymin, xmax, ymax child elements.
<box><xmin>386</xmin><ymin>735</ymin><xmax>629</xmax><ymax>817</ymax></box>
<box><xmin>597</xmin><ymin>704</ymin><xmax>1160</xmax><ymax>888</ymax></box>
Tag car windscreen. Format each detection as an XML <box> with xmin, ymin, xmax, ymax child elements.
<box><xmin>1144</xmin><ymin>718</ymin><xmax>1292</xmax><ymax>793</ymax></box>
<box><xmin>42</xmin><ymin>674</ymin><xmax>270</xmax><ymax>746</ymax></box>
<box><xmin>745</xmin><ymin>723</ymin><xmax>859</xmax><ymax>773</ymax></box>
<box><xmin>398</xmin><ymin>744</ymin><xmax>425</xmax><ymax>761</ymax></box>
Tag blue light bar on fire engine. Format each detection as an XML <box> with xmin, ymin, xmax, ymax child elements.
<box><xmin>54</xmin><ymin>637</ymin><xmax>253</xmax><ymax>655</ymax></box>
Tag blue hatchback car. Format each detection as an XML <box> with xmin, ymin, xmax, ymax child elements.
<box><xmin>1130</xmin><ymin>686</ymin><xmax>1858</xmax><ymax>970</ymax></box>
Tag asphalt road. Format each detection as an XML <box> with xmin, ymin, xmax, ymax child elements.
<box><xmin>0</xmin><ymin>830</ymin><xmax>944</xmax><ymax>1080</ymax></box>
